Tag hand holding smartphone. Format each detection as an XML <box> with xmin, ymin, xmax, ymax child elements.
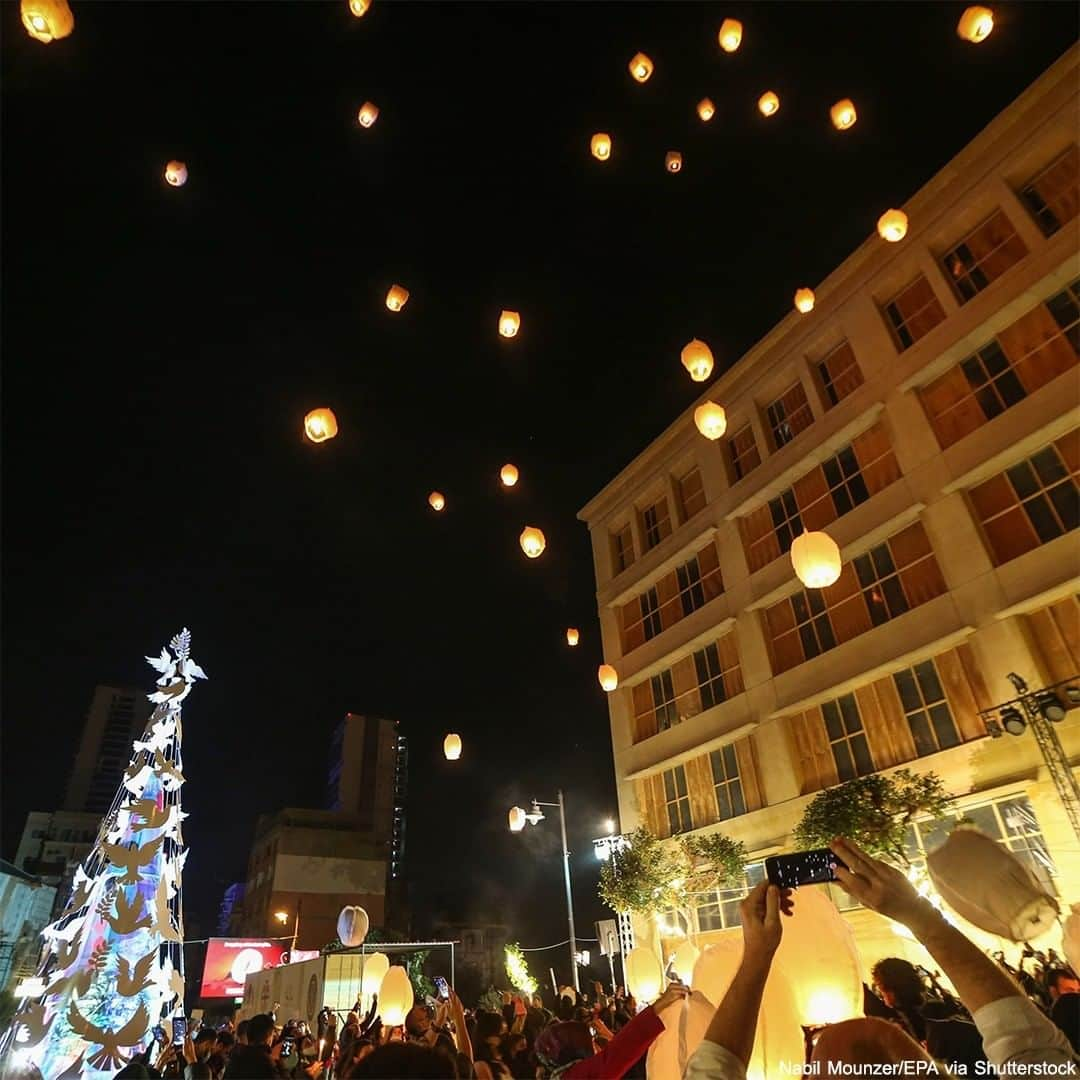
<box><xmin>764</xmin><ymin>848</ymin><xmax>846</xmax><ymax>888</ymax></box>
<box><xmin>171</xmin><ymin>1017</ymin><xmax>187</xmax><ymax>1047</ymax></box>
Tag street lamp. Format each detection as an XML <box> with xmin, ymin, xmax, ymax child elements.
<box><xmin>509</xmin><ymin>790</ymin><xmax>580</xmax><ymax>991</ymax></box>
<box><xmin>274</xmin><ymin>906</ymin><xmax>300</xmax><ymax>955</ymax></box>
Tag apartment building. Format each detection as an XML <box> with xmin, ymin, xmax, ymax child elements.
<box><xmin>578</xmin><ymin>45</ymin><xmax>1080</xmax><ymax>967</ymax></box>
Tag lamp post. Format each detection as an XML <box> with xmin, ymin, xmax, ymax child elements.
<box><xmin>981</xmin><ymin>673</ymin><xmax>1080</xmax><ymax>844</ymax></box>
<box><xmin>274</xmin><ymin>904</ymin><xmax>301</xmax><ymax>956</ymax></box>
<box><xmin>509</xmin><ymin>790</ymin><xmax>580</xmax><ymax>991</ymax></box>
<box><xmin>593</xmin><ymin>827</ymin><xmax>633</xmax><ymax>992</ymax></box>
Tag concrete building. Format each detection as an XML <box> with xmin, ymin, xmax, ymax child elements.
<box><xmin>13</xmin><ymin>810</ymin><xmax>101</xmax><ymax>917</ymax></box>
<box><xmin>0</xmin><ymin>860</ymin><xmax>56</xmax><ymax>994</ymax></box>
<box><xmin>234</xmin><ymin>809</ymin><xmax>387</xmax><ymax>951</ymax></box>
<box><xmin>578</xmin><ymin>46</ymin><xmax>1080</xmax><ymax>969</ymax></box>
<box><xmin>432</xmin><ymin>923</ymin><xmax>509</xmax><ymax>989</ymax></box>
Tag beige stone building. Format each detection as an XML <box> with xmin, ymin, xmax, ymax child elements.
<box><xmin>578</xmin><ymin>45</ymin><xmax>1080</xmax><ymax>970</ymax></box>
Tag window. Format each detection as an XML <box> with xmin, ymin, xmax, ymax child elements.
<box><xmin>823</xmin><ymin>694</ymin><xmax>874</xmax><ymax>781</ymax></box>
<box><xmin>728</xmin><ymin>424</ymin><xmax>761</xmax><ymax>481</ymax></box>
<box><xmin>663</xmin><ymin>766</ymin><xmax>693</xmax><ymax>835</ymax></box>
<box><xmin>641</xmin><ymin>496</ymin><xmax>672</xmax><ymax>551</ymax></box>
<box><xmin>678</xmin><ymin>466</ymin><xmax>707</xmax><ymax>520</ymax></box>
<box><xmin>696</xmin><ymin>863</ymin><xmax>766</xmax><ymax>931</ymax></box>
<box><xmin>817</xmin><ymin>341</ymin><xmax>864</xmax><ymax>408</ymax></box>
<box><xmin>884</xmin><ymin>275</ymin><xmax>946</xmax><ymax>350</ymax></box>
<box><xmin>941</xmin><ymin>209</ymin><xmax>1028</xmax><ymax>303</ymax></box>
<box><xmin>612</xmin><ymin>524</ymin><xmax>635</xmax><ymax>573</ymax></box>
<box><xmin>893</xmin><ymin>661</ymin><xmax>959</xmax><ymax>757</ymax></box>
<box><xmin>709</xmin><ymin>744</ymin><xmax>746</xmax><ymax>821</ymax></box>
<box><xmin>694</xmin><ymin>643</ymin><xmax>729</xmax><ymax>710</ymax></box>
<box><xmin>822</xmin><ymin>444</ymin><xmax>871</xmax><ymax>516</ymax></box>
<box><xmin>650</xmin><ymin>671</ymin><xmax>679</xmax><ymax>731</ymax></box>
<box><xmin>676</xmin><ymin>557</ymin><xmax>706</xmax><ymax>616</ymax></box>
<box><xmin>1020</xmin><ymin>145</ymin><xmax>1079</xmax><ymax>237</ymax></box>
<box><xmin>969</xmin><ymin>432</ymin><xmax>1079</xmax><ymax>565</ymax></box>
<box><xmin>766</xmin><ymin>382</ymin><xmax>814</xmax><ymax>448</ymax></box>
<box><xmin>640</xmin><ymin>587</ymin><xmax>662</xmax><ymax>641</ymax></box>
<box><xmin>853</xmin><ymin>541</ymin><xmax>911</xmax><ymax>627</ymax></box>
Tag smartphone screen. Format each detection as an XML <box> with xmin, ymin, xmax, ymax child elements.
<box><xmin>172</xmin><ymin>1017</ymin><xmax>187</xmax><ymax>1047</ymax></box>
<box><xmin>434</xmin><ymin>976</ymin><xmax>449</xmax><ymax>1000</ymax></box>
<box><xmin>152</xmin><ymin>1026</ymin><xmax>166</xmax><ymax>1046</ymax></box>
<box><xmin>764</xmin><ymin>848</ymin><xmax>845</xmax><ymax>888</ymax></box>
<box><xmin>281</xmin><ymin>1039</ymin><xmax>294</xmax><ymax>1057</ymax></box>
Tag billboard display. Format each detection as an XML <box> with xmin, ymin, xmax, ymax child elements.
<box><xmin>200</xmin><ymin>938</ymin><xmax>290</xmax><ymax>999</ymax></box>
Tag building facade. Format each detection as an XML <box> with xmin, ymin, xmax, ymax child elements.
<box><xmin>0</xmin><ymin>860</ymin><xmax>56</xmax><ymax>994</ymax></box>
<box><xmin>578</xmin><ymin>47</ymin><xmax>1080</xmax><ymax>970</ymax></box>
<box><xmin>13</xmin><ymin>810</ymin><xmax>101</xmax><ymax>918</ymax></box>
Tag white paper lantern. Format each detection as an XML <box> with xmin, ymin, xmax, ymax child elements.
<box><xmin>791</xmin><ymin>530</ymin><xmax>842</xmax><ymax>588</ymax></box>
<box><xmin>508</xmin><ymin>806</ymin><xmax>527</xmax><ymax>832</ymax></box>
<box><xmin>360</xmin><ymin>952</ymin><xmax>389</xmax><ymax>999</ymax></box>
<box><xmin>694</xmin><ymin>401</ymin><xmax>727</xmax><ymax>440</ymax></box>
<box><xmin>669</xmin><ymin>940</ymin><xmax>700</xmax><ymax>984</ymax></box>
<box><xmin>378</xmin><ymin>965</ymin><xmax>414</xmax><ymax>1026</ymax></box>
<box><xmin>598</xmin><ymin>664</ymin><xmax>618</xmax><ymax>692</ymax></box>
<box><xmin>681</xmin><ymin>339</ymin><xmax>714</xmax><ymax>382</ymax></box>
<box><xmin>625</xmin><ymin>946</ymin><xmax>663</xmax><ymax>1003</ymax></box>
<box><xmin>443</xmin><ymin>733</ymin><xmax>462</xmax><ymax>761</ymax></box>
<box><xmin>337</xmin><ymin>906</ymin><xmax>369</xmax><ymax>948</ymax></box>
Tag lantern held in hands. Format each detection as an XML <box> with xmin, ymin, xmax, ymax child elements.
<box><xmin>694</xmin><ymin>401</ymin><xmax>727</xmax><ymax>441</ymax></box>
<box><xmin>21</xmin><ymin>0</ymin><xmax>73</xmax><ymax>42</ymax></box>
<box><xmin>357</xmin><ymin>102</ymin><xmax>379</xmax><ymax>128</ymax></box>
<box><xmin>360</xmin><ymin>952</ymin><xmax>389</xmax><ymax>1000</ymax></box>
<box><xmin>164</xmin><ymin>161</ymin><xmax>188</xmax><ymax>187</ymax></box>
<box><xmin>957</xmin><ymin>6</ymin><xmax>993</xmax><ymax>42</ymax></box>
<box><xmin>508</xmin><ymin>806</ymin><xmax>527</xmax><ymax>832</ymax></box>
<box><xmin>877</xmin><ymin>209</ymin><xmax>908</xmax><ymax>243</ymax></box>
<box><xmin>681</xmin><ymin>339</ymin><xmax>715</xmax><ymax>382</ymax></box>
<box><xmin>378</xmin><ymin>965</ymin><xmax>415</xmax><ymax>1026</ymax></box>
<box><xmin>791</xmin><ymin>530</ymin><xmax>841</xmax><ymax>588</ymax></box>
<box><xmin>670</xmin><ymin>940</ymin><xmax>700</xmax><ymax>984</ymax></box>
<box><xmin>499</xmin><ymin>310</ymin><xmax>521</xmax><ymax>338</ymax></box>
<box><xmin>500</xmin><ymin>463</ymin><xmax>519</xmax><ymax>487</ymax></box>
<box><xmin>697</xmin><ymin>98</ymin><xmax>715</xmax><ymax>122</ymax></box>
<box><xmin>665</xmin><ymin>151</ymin><xmax>683</xmax><ymax>174</ymax></box>
<box><xmin>598</xmin><ymin>664</ymin><xmax>618</xmax><ymax>692</ymax></box>
<box><xmin>519</xmin><ymin>526</ymin><xmax>546</xmax><ymax>558</ymax></box>
<box><xmin>428</xmin><ymin>491</ymin><xmax>445</xmax><ymax>511</ymax></box>
<box><xmin>304</xmin><ymin>408</ymin><xmax>339</xmax><ymax>444</ymax></box>
<box><xmin>794</xmin><ymin>288</ymin><xmax>815</xmax><ymax>314</ymax></box>
<box><xmin>830</xmin><ymin>99</ymin><xmax>857</xmax><ymax>130</ymax></box>
<box><xmin>625</xmin><ymin>947</ymin><xmax>663</xmax><ymax>1003</ymax></box>
<box><xmin>566</xmin><ymin>628</ymin><xmax>580</xmax><ymax>647</ymax></box>
<box><xmin>628</xmin><ymin>53</ymin><xmax>654</xmax><ymax>83</ymax></box>
<box><xmin>336</xmin><ymin>906</ymin><xmax>369</xmax><ymax>948</ymax></box>
<box><xmin>718</xmin><ymin>19</ymin><xmax>742</xmax><ymax>52</ymax></box>
<box><xmin>386</xmin><ymin>284</ymin><xmax>410</xmax><ymax>311</ymax></box>
<box><xmin>443</xmin><ymin>733</ymin><xmax>462</xmax><ymax>761</ymax></box>
<box><xmin>349</xmin><ymin>0</ymin><xmax>370</xmax><ymax>16</ymax></box>
<box><xmin>758</xmin><ymin>92</ymin><xmax>779</xmax><ymax>117</ymax></box>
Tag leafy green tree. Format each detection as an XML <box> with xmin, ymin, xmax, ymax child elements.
<box><xmin>793</xmin><ymin>769</ymin><xmax>950</xmax><ymax>866</ymax></box>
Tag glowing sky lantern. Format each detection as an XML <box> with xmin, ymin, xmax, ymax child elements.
<box><xmin>348</xmin><ymin>0</ymin><xmax>370</xmax><ymax>16</ymax></box>
<box><xmin>500</xmin><ymin>463</ymin><xmax>519</xmax><ymax>487</ymax></box>
<box><xmin>877</xmin><ymin>209</ymin><xmax>908</xmax><ymax>242</ymax></box>
<box><xmin>957</xmin><ymin>5</ymin><xmax>994</xmax><ymax>42</ymax></box>
<box><xmin>304</xmin><ymin>408</ymin><xmax>339</xmax><ymax>443</ymax></box>
<box><xmin>665</xmin><ymin>151</ymin><xmax>683</xmax><ymax>174</ymax></box>
<box><xmin>428</xmin><ymin>491</ymin><xmax>445</xmax><ymax>511</ymax></box>
<box><xmin>628</xmin><ymin>52</ymin><xmax>653</xmax><ymax>83</ymax></box>
<box><xmin>20</xmin><ymin>0</ymin><xmax>73</xmax><ymax>42</ymax></box>
<box><xmin>519</xmin><ymin>526</ymin><xmax>546</xmax><ymax>558</ymax></box>
<box><xmin>590</xmin><ymin>132</ymin><xmax>612</xmax><ymax>161</ymax></box>
<box><xmin>360</xmin><ymin>952</ymin><xmax>389</xmax><ymax>1001</ymax></box>
<box><xmin>669</xmin><ymin>940</ymin><xmax>700</xmax><ymax>984</ymax></box>
<box><xmin>718</xmin><ymin>18</ymin><xmax>742</xmax><ymax>52</ymax></box>
<box><xmin>378</xmin><ymin>965</ymin><xmax>415</xmax><ymax>1027</ymax></box>
<box><xmin>758</xmin><ymin>91</ymin><xmax>780</xmax><ymax>117</ymax></box>
<box><xmin>830</xmin><ymin>99</ymin><xmax>857</xmax><ymax>130</ymax></box>
<box><xmin>794</xmin><ymin>287</ymin><xmax>815</xmax><ymax>314</ymax></box>
<box><xmin>791</xmin><ymin>530</ymin><xmax>841</xmax><ymax>588</ymax></box>
<box><xmin>357</xmin><ymin>102</ymin><xmax>379</xmax><ymax>128</ymax></box>
<box><xmin>681</xmin><ymin>339</ymin><xmax>715</xmax><ymax>383</ymax></box>
<box><xmin>598</xmin><ymin>664</ymin><xmax>618</xmax><ymax>692</ymax></box>
<box><xmin>499</xmin><ymin>310</ymin><xmax>521</xmax><ymax>338</ymax></box>
<box><xmin>697</xmin><ymin>98</ymin><xmax>715</xmax><ymax>122</ymax></box>
<box><xmin>624</xmin><ymin>947</ymin><xmax>662</xmax><ymax>1003</ymax></box>
<box><xmin>386</xmin><ymin>284</ymin><xmax>410</xmax><ymax>311</ymax></box>
<box><xmin>508</xmin><ymin>806</ymin><xmax>527</xmax><ymax>832</ymax></box>
<box><xmin>566</xmin><ymin>628</ymin><xmax>580</xmax><ymax>647</ymax></box>
<box><xmin>443</xmin><ymin>733</ymin><xmax>462</xmax><ymax>761</ymax></box>
<box><xmin>164</xmin><ymin>161</ymin><xmax>188</xmax><ymax>187</ymax></box>
<box><xmin>694</xmin><ymin>401</ymin><xmax>727</xmax><ymax>440</ymax></box>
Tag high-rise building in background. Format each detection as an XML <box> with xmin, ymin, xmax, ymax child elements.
<box><xmin>579</xmin><ymin>48</ymin><xmax>1080</xmax><ymax>967</ymax></box>
<box><xmin>0</xmin><ymin>860</ymin><xmax>56</xmax><ymax>994</ymax></box>
<box><xmin>64</xmin><ymin>685</ymin><xmax>151</xmax><ymax>814</ymax></box>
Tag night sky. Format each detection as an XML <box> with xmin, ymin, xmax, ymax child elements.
<box><xmin>3</xmin><ymin>2</ymin><xmax>1077</xmax><ymax>987</ymax></box>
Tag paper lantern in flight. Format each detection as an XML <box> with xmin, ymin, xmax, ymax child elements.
<box><xmin>624</xmin><ymin>947</ymin><xmax>663</xmax><ymax>1003</ymax></box>
<box><xmin>628</xmin><ymin>52</ymin><xmax>653</xmax><ymax>83</ymax></box>
<box><xmin>304</xmin><ymin>408</ymin><xmax>339</xmax><ymax>443</ymax></box>
<box><xmin>791</xmin><ymin>530</ymin><xmax>841</xmax><ymax>588</ymax></box>
<box><xmin>697</xmin><ymin>98</ymin><xmax>716</xmax><ymax>122</ymax></box>
<box><xmin>508</xmin><ymin>806</ymin><xmax>527</xmax><ymax>832</ymax></box>
<box><xmin>20</xmin><ymin>0</ymin><xmax>73</xmax><ymax>42</ymax></box>
<box><xmin>357</xmin><ymin>102</ymin><xmax>379</xmax><ymax>128</ymax></box>
<box><xmin>443</xmin><ymin>733</ymin><xmax>462</xmax><ymax>761</ymax></box>
<box><xmin>164</xmin><ymin>161</ymin><xmax>188</xmax><ymax>187</ymax></box>
<box><xmin>428</xmin><ymin>491</ymin><xmax>445</xmax><ymax>511</ymax></box>
<box><xmin>681</xmin><ymin>339</ymin><xmax>715</xmax><ymax>383</ymax></box>
<box><xmin>758</xmin><ymin>91</ymin><xmax>780</xmax><ymax>117</ymax></box>
<box><xmin>957</xmin><ymin>6</ymin><xmax>994</xmax><ymax>42</ymax></box>
<box><xmin>566</xmin><ymin>627</ymin><xmax>580</xmax><ymax>647</ymax></box>
<box><xmin>378</xmin><ymin>965</ymin><xmax>415</xmax><ymax>1027</ymax></box>
<box><xmin>349</xmin><ymin>0</ymin><xmax>370</xmax><ymax>15</ymax></box>
<box><xmin>877</xmin><ymin>209</ymin><xmax>908</xmax><ymax>243</ymax></box>
<box><xmin>500</xmin><ymin>463</ymin><xmax>519</xmax><ymax>487</ymax></box>
<box><xmin>598</xmin><ymin>664</ymin><xmax>618</xmax><ymax>692</ymax></box>
<box><xmin>519</xmin><ymin>526</ymin><xmax>546</xmax><ymax>558</ymax></box>
<box><xmin>499</xmin><ymin>310</ymin><xmax>521</xmax><ymax>338</ymax></box>
<box><xmin>830</xmin><ymin>99</ymin><xmax>857</xmax><ymax>131</ymax></box>
<box><xmin>665</xmin><ymin>151</ymin><xmax>683</xmax><ymax>174</ymax></box>
<box><xmin>590</xmin><ymin>133</ymin><xmax>612</xmax><ymax>161</ymax></box>
<box><xmin>794</xmin><ymin>288</ymin><xmax>815</xmax><ymax>314</ymax></box>
<box><xmin>360</xmin><ymin>952</ymin><xmax>389</xmax><ymax>1000</ymax></box>
<box><xmin>694</xmin><ymin>401</ymin><xmax>727</xmax><ymax>440</ymax></box>
<box><xmin>386</xmin><ymin>284</ymin><xmax>410</xmax><ymax>311</ymax></box>
<box><xmin>718</xmin><ymin>18</ymin><xmax>742</xmax><ymax>52</ymax></box>
<box><xmin>336</xmin><ymin>906</ymin><xmax>369</xmax><ymax>948</ymax></box>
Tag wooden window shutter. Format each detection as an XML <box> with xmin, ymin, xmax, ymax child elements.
<box><xmin>685</xmin><ymin>754</ymin><xmax>718</xmax><ymax>828</ymax></box>
<box><xmin>657</xmin><ymin>570</ymin><xmax>681</xmax><ymax>631</ymax></box>
<box><xmin>999</xmin><ymin>304</ymin><xmax>1078</xmax><ymax>390</ymax></box>
<box><xmin>672</xmin><ymin>656</ymin><xmax>702</xmax><ymax>720</ymax></box>
<box><xmin>699</xmin><ymin>541</ymin><xmax>724</xmax><ymax>601</ymax></box>
<box><xmin>864</xmin><ymin>678</ymin><xmax>918</xmax><ymax>766</ymax></box>
<box><xmin>918</xmin><ymin>366</ymin><xmax>986</xmax><ymax>450</ymax></box>
<box><xmin>1026</xmin><ymin>597</ymin><xmax>1080</xmax><ymax>682</ymax></box>
<box><xmin>717</xmin><ymin>631</ymin><xmax>744</xmax><ymax>696</ymax></box>
<box><xmin>785</xmin><ymin>709</ymin><xmax>838</xmax><ymax>795</ymax></box>
<box><xmin>632</xmin><ymin>682</ymin><xmax>656</xmax><ymax>743</ymax></box>
<box><xmin>733</xmin><ymin>736</ymin><xmax>764</xmax><ymax>812</ymax></box>
<box><xmin>637</xmin><ymin>774</ymin><xmax>669</xmax><ymax>838</ymax></box>
<box><xmin>935</xmin><ymin>647</ymin><xmax>987</xmax><ymax>742</ymax></box>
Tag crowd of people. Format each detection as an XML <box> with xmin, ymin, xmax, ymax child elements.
<box><xmin>112</xmin><ymin>837</ymin><xmax>1078</xmax><ymax>1079</ymax></box>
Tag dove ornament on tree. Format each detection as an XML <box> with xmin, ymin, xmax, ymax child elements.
<box><xmin>13</xmin><ymin>629</ymin><xmax>206</xmax><ymax>1080</ymax></box>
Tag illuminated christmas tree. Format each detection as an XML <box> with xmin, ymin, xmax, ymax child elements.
<box><xmin>9</xmin><ymin>630</ymin><xmax>206</xmax><ymax>1079</ymax></box>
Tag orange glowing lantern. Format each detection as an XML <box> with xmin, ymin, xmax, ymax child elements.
<box><xmin>877</xmin><ymin>209</ymin><xmax>908</xmax><ymax>243</ymax></box>
<box><xmin>428</xmin><ymin>491</ymin><xmax>445</xmax><ymax>512</ymax></box>
<box><xmin>378</xmin><ymin>966</ymin><xmax>415</xmax><ymax>1027</ymax></box>
<box><xmin>386</xmin><ymin>284</ymin><xmax>410</xmax><ymax>311</ymax></box>
<box><xmin>566</xmin><ymin>628</ymin><xmax>580</xmax><ymax>647</ymax></box>
<box><xmin>499</xmin><ymin>310</ymin><xmax>521</xmax><ymax>338</ymax></box>
<box><xmin>628</xmin><ymin>52</ymin><xmax>653</xmax><ymax>83</ymax></box>
<box><xmin>697</xmin><ymin>98</ymin><xmax>715</xmax><ymax>122</ymax></box>
<box><xmin>519</xmin><ymin>526</ymin><xmax>546</xmax><ymax>559</ymax></box>
<box><xmin>758</xmin><ymin>91</ymin><xmax>780</xmax><ymax>117</ymax></box>
<box><xmin>304</xmin><ymin>408</ymin><xmax>339</xmax><ymax>444</ymax></box>
<box><xmin>694</xmin><ymin>401</ymin><xmax>727</xmax><ymax>440</ymax></box>
<box><xmin>164</xmin><ymin>161</ymin><xmax>188</xmax><ymax>187</ymax></box>
<box><xmin>957</xmin><ymin>6</ymin><xmax>994</xmax><ymax>42</ymax></box>
<box><xmin>590</xmin><ymin>133</ymin><xmax>612</xmax><ymax>161</ymax></box>
<box><xmin>443</xmin><ymin>733</ymin><xmax>462</xmax><ymax>761</ymax></box>
<box><xmin>794</xmin><ymin>288</ymin><xmax>815</xmax><ymax>314</ymax></box>
<box><xmin>681</xmin><ymin>339</ymin><xmax>714</xmax><ymax>383</ymax></box>
<box><xmin>357</xmin><ymin>102</ymin><xmax>379</xmax><ymax>128</ymax></box>
<box><xmin>718</xmin><ymin>18</ymin><xmax>742</xmax><ymax>52</ymax></box>
<box><xmin>624</xmin><ymin>947</ymin><xmax>662</xmax><ymax>1003</ymax></box>
<box><xmin>508</xmin><ymin>806</ymin><xmax>527</xmax><ymax>832</ymax></box>
<box><xmin>830</xmin><ymin>99</ymin><xmax>857</xmax><ymax>131</ymax></box>
<box><xmin>598</xmin><ymin>664</ymin><xmax>618</xmax><ymax>692</ymax></box>
<box><xmin>665</xmin><ymin>151</ymin><xmax>683</xmax><ymax>174</ymax></box>
<box><xmin>791</xmin><ymin>530</ymin><xmax>841</xmax><ymax>588</ymax></box>
<box><xmin>500</xmin><ymin>463</ymin><xmax>519</xmax><ymax>487</ymax></box>
<box><xmin>21</xmin><ymin>0</ymin><xmax>73</xmax><ymax>42</ymax></box>
<box><xmin>349</xmin><ymin>0</ymin><xmax>370</xmax><ymax>15</ymax></box>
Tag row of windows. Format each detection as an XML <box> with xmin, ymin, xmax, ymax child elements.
<box><xmin>611</xmin><ymin>467</ymin><xmax>708</xmax><ymax>573</ymax></box>
<box><xmin>661</xmin><ymin>743</ymin><xmax>748</xmax><ymax>835</ymax></box>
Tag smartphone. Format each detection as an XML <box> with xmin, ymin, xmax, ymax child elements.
<box><xmin>152</xmin><ymin>1026</ymin><xmax>167</xmax><ymax>1046</ymax></box>
<box><xmin>172</xmin><ymin>1017</ymin><xmax>187</xmax><ymax>1047</ymax></box>
<box><xmin>765</xmin><ymin>848</ymin><xmax>845</xmax><ymax>888</ymax></box>
<box><xmin>281</xmin><ymin>1038</ymin><xmax>294</xmax><ymax>1057</ymax></box>
<box><xmin>434</xmin><ymin>976</ymin><xmax>449</xmax><ymax>1000</ymax></box>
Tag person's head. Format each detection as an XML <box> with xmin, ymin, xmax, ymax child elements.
<box><xmin>473</xmin><ymin>1010</ymin><xmax>506</xmax><ymax>1060</ymax></box>
<box><xmin>214</xmin><ymin>1031</ymin><xmax>235</xmax><ymax>1056</ymax></box>
<box><xmin>871</xmin><ymin>958</ymin><xmax>926</xmax><ymax>1010</ymax></box>
<box><xmin>193</xmin><ymin>1029</ymin><xmax>217</xmax><ymax>1060</ymax></box>
<box><xmin>811</xmin><ymin>1017</ymin><xmax>935</xmax><ymax>1070</ymax></box>
<box><xmin>531</xmin><ymin>993</ymin><xmax>544</xmax><ymax>1010</ymax></box>
<box><xmin>353</xmin><ymin>1042</ymin><xmax>457</xmax><ymax>1078</ymax></box>
<box><xmin>235</xmin><ymin>1020</ymin><xmax>249</xmax><ymax>1046</ymax></box>
<box><xmin>1046</xmin><ymin>968</ymin><xmax>1080</xmax><ymax>1001</ymax></box>
<box><xmin>246</xmin><ymin>1013</ymin><xmax>275</xmax><ymax>1047</ymax></box>
<box><xmin>534</xmin><ymin>1021</ymin><xmax>596</xmax><ymax>1071</ymax></box>
<box><xmin>404</xmin><ymin>1003</ymin><xmax>432</xmax><ymax>1039</ymax></box>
